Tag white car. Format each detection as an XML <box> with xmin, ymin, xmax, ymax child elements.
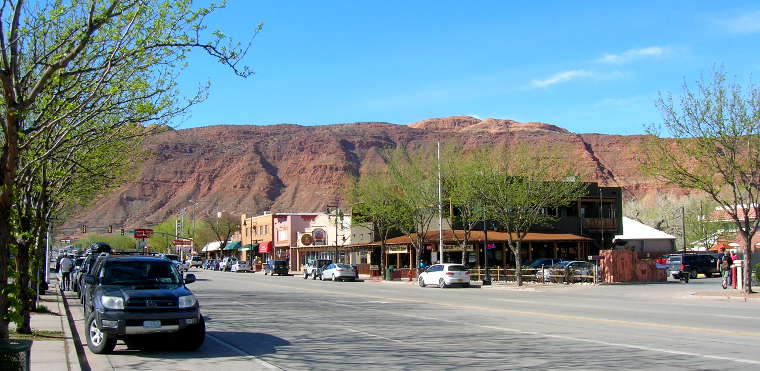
<box><xmin>320</xmin><ymin>263</ymin><xmax>357</xmax><ymax>281</ymax></box>
<box><xmin>187</xmin><ymin>256</ymin><xmax>203</xmax><ymax>268</ymax></box>
<box><xmin>418</xmin><ymin>263</ymin><xmax>470</xmax><ymax>288</ymax></box>
<box><xmin>230</xmin><ymin>260</ymin><xmax>251</xmax><ymax>272</ymax></box>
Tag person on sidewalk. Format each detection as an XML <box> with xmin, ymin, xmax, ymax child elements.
<box><xmin>720</xmin><ymin>251</ymin><xmax>733</xmax><ymax>289</ymax></box>
<box><xmin>59</xmin><ymin>254</ymin><xmax>74</xmax><ymax>291</ymax></box>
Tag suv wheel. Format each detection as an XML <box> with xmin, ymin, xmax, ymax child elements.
<box><xmin>312</xmin><ymin>272</ymin><xmax>318</xmax><ymax>280</ymax></box>
<box><xmin>178</xmin><ymin>316</ymin><xmax>206</xmax><ymax>351</ymax></box>
<box><xmin>304</xmin><ymin>271</ymin><xmax>308</xmax><ymax>279</ymax></box>
<box><xmin>439</xmin><ymin>278</ymin><xmax>447</xmax><ymax>288</ymax></box>
<box><xmin>690</xmin><ymin>269</ymin><xmax>698</xmax><ymax>279</ymax></box>
<box><xmin>86</xmin><ymin>313</ymin><xmax>116</xmax><ymax>354</ymax></box>
<box><xmin>418</xmin><ymin>277</ymin><xmax>425</xmax><ymax>287</ymax></box>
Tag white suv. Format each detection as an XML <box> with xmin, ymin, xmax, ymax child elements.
<box><xmin>220</xmin><ymin>257</ymin><xmax>237</xmax><ymax>272</ymax></box>
<box><xmin>418</xmin><ymin>264</ymin><xmax>471</xmax><ymax>288</ymax></box>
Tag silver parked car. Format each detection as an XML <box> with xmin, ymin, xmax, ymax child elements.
<box><xmin>320</xmin><ymin>263</ymin><xmax>357</xmax><ymax>281</ymax></box>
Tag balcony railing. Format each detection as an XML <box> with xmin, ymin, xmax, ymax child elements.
<box><xmin>583</xmin><ymin>218</ymin><xmax>618</xmax><ymax>230</ymax></box>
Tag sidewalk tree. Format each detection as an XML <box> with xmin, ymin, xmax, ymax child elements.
<box><xmin>644</xmin><ymin>69</ymin><xmax>760</xmax><ymax>294</ymax></box>
<box><xmin>348</xmin><ymin>172</ymin><xmax>409</xmax><ymax>274</ymax></box>
<box><xmin>473</xmin><ymin>145</ymin><xmax>588</xmax><ymax>286</ymax></box>
<box><xmin>0</xmin><ymin>0</ymin><xmax>258</xmax><ymax>338</ymax></box>
<box><xmin>206</xmin><ymin>212</ymin><xmax>240</xmax><ymax>253</ymax></box>
<box><xmin>443</xmin><ymin>148</ymin><xmax>484</xmax><ymax>265</ymax></box>
<box><xmin>385</xmin><ymin>147</ymin><xmax>438</xmax><ymax>269</ymax></box>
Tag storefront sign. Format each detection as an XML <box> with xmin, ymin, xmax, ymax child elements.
<box><xmin>313</xmin><ymin>228</ymin><xmax>326</xmax><ymax>245</ymax></box>
<box><xmin>300</xmin><ymin>233</ymin><xmax>313</xmax><ymax>246</ymax></box>
<box><xmin>442</xmin><ymin>244</ymin><xmax>474</xmax><ymax>252</ymax></box>
<box><xmin>387</xmin><ymin>246</ymin><xmax>408</xmax><ymax>254</ymax></box>
<box><xmin>370</xmin><ymin>265</ymin><xmax>379</xmax><ymax>270</ymax></box>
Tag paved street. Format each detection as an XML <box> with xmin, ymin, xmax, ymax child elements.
<box><xmin>69</xmin><ymin>270</ymin><xmax>760</xmax><ymax>370</ymax></box>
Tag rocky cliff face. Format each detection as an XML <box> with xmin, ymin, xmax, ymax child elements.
<box><xmin>65</xmin><ymin>116</ymin><xmax>678</xmax><ymax>228</ymax></box>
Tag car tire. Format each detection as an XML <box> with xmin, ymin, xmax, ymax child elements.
<box><xmin>86</xmin><ymin>312</ymin><xmax>116</xmax><ymax>354</ymax></box>
<box><xmin>439</xmin><ymin>278</ymin><xmax>447</xmax><ymax>288</ymax></box>
<box><xmin>312</xmin><ymin>272</ymin><xmax>318</xmax><ymax>280</ymax></box>
<box><xmin>178</xmin><ymin>316</ymin><xmax>206</xmax><ymax>351</ymax></box>
<box><xmin>690</xmin><ymin>269</ymin><xmax>698</xmax><ymax>279</ymax></box>
<box><xmin>418</xmin><ymin>277</ymin><xmax>425</xmax><ymax>287</ymax></box>
<box><xmin>332</xmin><ymin>274</ymin><xmax>337</xmax><ymax>282</ymax></box>
<box><xmin>304</xmin><ymin>271</ymin><xmax>308</xmax><ymax>279</ymax></box>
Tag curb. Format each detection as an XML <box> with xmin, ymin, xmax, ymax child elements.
<box><xmin>58</xmin><ymin>286</ymin><xmax>92</xmax><ymax>371</ymax></box>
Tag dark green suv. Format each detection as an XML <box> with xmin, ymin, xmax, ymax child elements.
<box><xmin>82</xmin><ymin>255</ymin><xmax>204</xmax><ymax>353</ymax></box>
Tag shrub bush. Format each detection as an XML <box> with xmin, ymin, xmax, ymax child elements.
<box><xmin>755</xmin><ymin>263</ymin><xmax>760</xmax><ymax>284</ymax></box>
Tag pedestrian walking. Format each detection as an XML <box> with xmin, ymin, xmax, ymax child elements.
<box><xmin>59</xmin><ymin>254</ymin><xmax>74</xmax><ymax>291</ymax></box>
<box><xmin>719</xmin><ymin>249</ymin><xmax>733</xmax><ymax>289</ymax></box>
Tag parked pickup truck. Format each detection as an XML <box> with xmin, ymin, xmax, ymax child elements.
<box><xmin>303</xmin><ymin>259</ymin><xmax>333</xmax><ymax>280</ymax></box>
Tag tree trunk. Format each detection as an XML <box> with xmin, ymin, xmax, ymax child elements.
<box><xmin>742</xmin><ymin>231</ymin><xmax>753</xmax><ymax>294</ymax></box>
<box><xmin>0</xmin><ymin>118</ymin><xmax>20</xmax><ymax>339</ymax></box>
<box><xmin>14</xmin><ymin>240</ymin><xmax>33</xmax><ymax>334</ymax></box>
<box><xmin>515</xmin><ymin>240</ymin><xmax>523</xmax><ymax>287</ymax></box>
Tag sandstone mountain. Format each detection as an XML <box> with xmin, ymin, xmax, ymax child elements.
<box><xmin>65</xmin><ymin>116</ymin><xmax>683</xmax><ymax>229</ymax></box>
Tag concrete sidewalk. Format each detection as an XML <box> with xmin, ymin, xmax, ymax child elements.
<box><xmin>8</xmin><ymin>277</ymin><xmax>80</xmax><ymax>371</ymax></box>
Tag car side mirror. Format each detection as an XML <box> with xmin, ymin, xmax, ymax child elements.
<box><xmin>184</xmin><ymin>274</ymin><xmax>196</xmax><ymax>284</ymax></box>
<box><xmin>83</xmin><ymin>275</ymin><xmax>96</xmax><ymax>285</ymax></box>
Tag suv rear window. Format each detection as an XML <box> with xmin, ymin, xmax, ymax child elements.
<box><xmin>102</xmin><ymin>260</ymin><xmax>181</xmax><ymax>285</ymax></box>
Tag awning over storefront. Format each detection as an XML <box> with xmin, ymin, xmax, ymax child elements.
<box><xmin>242</xmin><ymin>243</ymin><xmax>258</xmax><ymax>251</ymax></box>
<box><xmin>384</xmin><ymin>230</ymin><xmax>592</xmax><ymax>245</ymax></box>
<box><xmin>222</xmin><ymin>241</ymin><xmax>242</xmax><ymax>251</ymax></box>
<box><xmin>201</xmin><ymin>241</ymin><xmax>222</xmax><ymax>252</ymax></box>
<box><xmin>259</xmin><ymin>241</ymin><xmax>273</xmax><ymax>254</ymax></box>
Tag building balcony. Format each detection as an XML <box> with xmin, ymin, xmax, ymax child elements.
<box><xmin>582</xmin><ymin>218</ymin><xmax>618</xmax><ymax>230</ymax></box>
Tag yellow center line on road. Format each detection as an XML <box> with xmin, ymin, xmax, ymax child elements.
<box><xmin>207</xmin><ymin>275</ymin><xmax>760</xmax><ymax>338</ymax></box>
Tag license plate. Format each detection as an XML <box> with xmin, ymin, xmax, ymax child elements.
<box><xmin>143</xmin><ymin>320</ymin><xmax>161</xmax><ymax>329</ymax></box>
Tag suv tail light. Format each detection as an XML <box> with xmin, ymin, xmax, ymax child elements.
<box><xmin>680</xmin><ymin>264</ymin><xmax>685</xmax><ymax>270</ymax></box>
<box><xmin>445</xmin><ymin>272</ymin><xmax>454</xmax><ymax>276</ymax></box>
<box><xmin>336</xmin><ymin>268</ymin><xmax>344</xmax><ymax>271</ymax></box>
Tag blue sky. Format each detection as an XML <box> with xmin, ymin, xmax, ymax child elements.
<box><xmin>175</xmin><ymin>1</ymin><xmax>760</xmax><ymax>135</ymax></box>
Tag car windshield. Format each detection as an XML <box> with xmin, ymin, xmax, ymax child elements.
<box><xmin>447</xmin><ymin>265</ymin><xmax>468</xmax><ymax>271</ymax></box>
<box><xmin>101</xmin><ymin>260</ymin><xmax>182</xmax><ymax>286</ymax></box>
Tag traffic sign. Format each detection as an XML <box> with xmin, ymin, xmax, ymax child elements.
<box><xmin>134</xmin><ymin>228</ymin><xmax>154</xmax><ymax>239</ymax></box>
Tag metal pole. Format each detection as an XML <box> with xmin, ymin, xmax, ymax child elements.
<box><xmin>44</xmin><ymin>220</ymin><xmax>51</xmax><ymax>284</ymax></box>
<box><xmin>438</xmin><ymin>141</ymin><xmax>443</xmax><ymax>264</ymax></box>
<box><xmin>483</xmin><ymin>207</ymin><xmax>491</xmax><ymax>285</ymax></box>
<box><xmin>682</xmin><ymin>206</ymin><xmax>687</xmax><ymax>253</ymax></box>
<box><xmin>599</xmin><ymin>188</ymin><xmax>604</xmax><ymax>250</ymax></box>
<box><xmin>335</xmin><ymin>210</ymin><xmax>339</xmax><ymax>263</ymax></box>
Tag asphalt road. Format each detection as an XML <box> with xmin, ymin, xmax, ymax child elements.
<box><xmin>67</xmin><ymin>270</ymin><xmax>760</xmax><ymax>370</ymax></box>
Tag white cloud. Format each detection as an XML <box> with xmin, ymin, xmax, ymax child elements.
<box><xmin>596</xmin><ymin>46</ymin><xmax>667</xmax><ymax>64</ymax></box>
<box><xmin>717</xmin><ymin>10</ymin><xmax>760</xmax><ymax>33</ymax></box>
<box><xmin>530</xmin><ymin>69</ymin><xmax>594</xmax><ymax>88</ymax></box>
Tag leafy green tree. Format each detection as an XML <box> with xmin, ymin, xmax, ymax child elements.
<box><xmin>644</xmin><ymin>70</ymin><xmax>760</xmax><ymax>294</ymax></box>
<box><xmin>473</xmin><ymin>145</ymin><xmax>588</xmax><ymax>286</ymax></box>
<box><xmin>385</xmin><ymin>147</ymin><xmax>438</xmax><ymax>268</ymax></box>
<box><xmin>443</xmin><ymin>148</ymin><xmax>485</xmax><ymax>265</ymax></box>
<box><xmin>349</xmin><ymin>172</ymin><xmax>409</xmax><ymax>274</ymax></box>
<box><xmin>0</xmin><ymin>0</ymin><xmax>257</xmax><ymax>338</ymax></box>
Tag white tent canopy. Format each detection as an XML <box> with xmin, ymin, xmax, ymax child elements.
<box><xmin>201</xmin><ymin>241</ymin><xmax>222</xmax><ymax>252</ymax></box>
<box><xmin>614</xmin><ymin>217</ymin><xmax>676</xmax><ymax>241</ymax></box>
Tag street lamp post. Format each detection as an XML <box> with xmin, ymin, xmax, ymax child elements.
<box><xmin>326</xmin><ymin>205</ymin><xmax>344</xmax><ymax>263</ymax></box>
<box><xmin>483</xmin><ymin>207</ymin><xmax>491</xmax><ymax>285</ymax></box>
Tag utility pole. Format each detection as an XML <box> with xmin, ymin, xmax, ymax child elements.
<box><xmin>599</xmin><ymin>188</ymin><xmax>604</xmax><ymax>250</ymax></box>
<box><xmin>437</xmin><ymin>141</ymin><xmax>443</xmax><ymax>265</ymax></box>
